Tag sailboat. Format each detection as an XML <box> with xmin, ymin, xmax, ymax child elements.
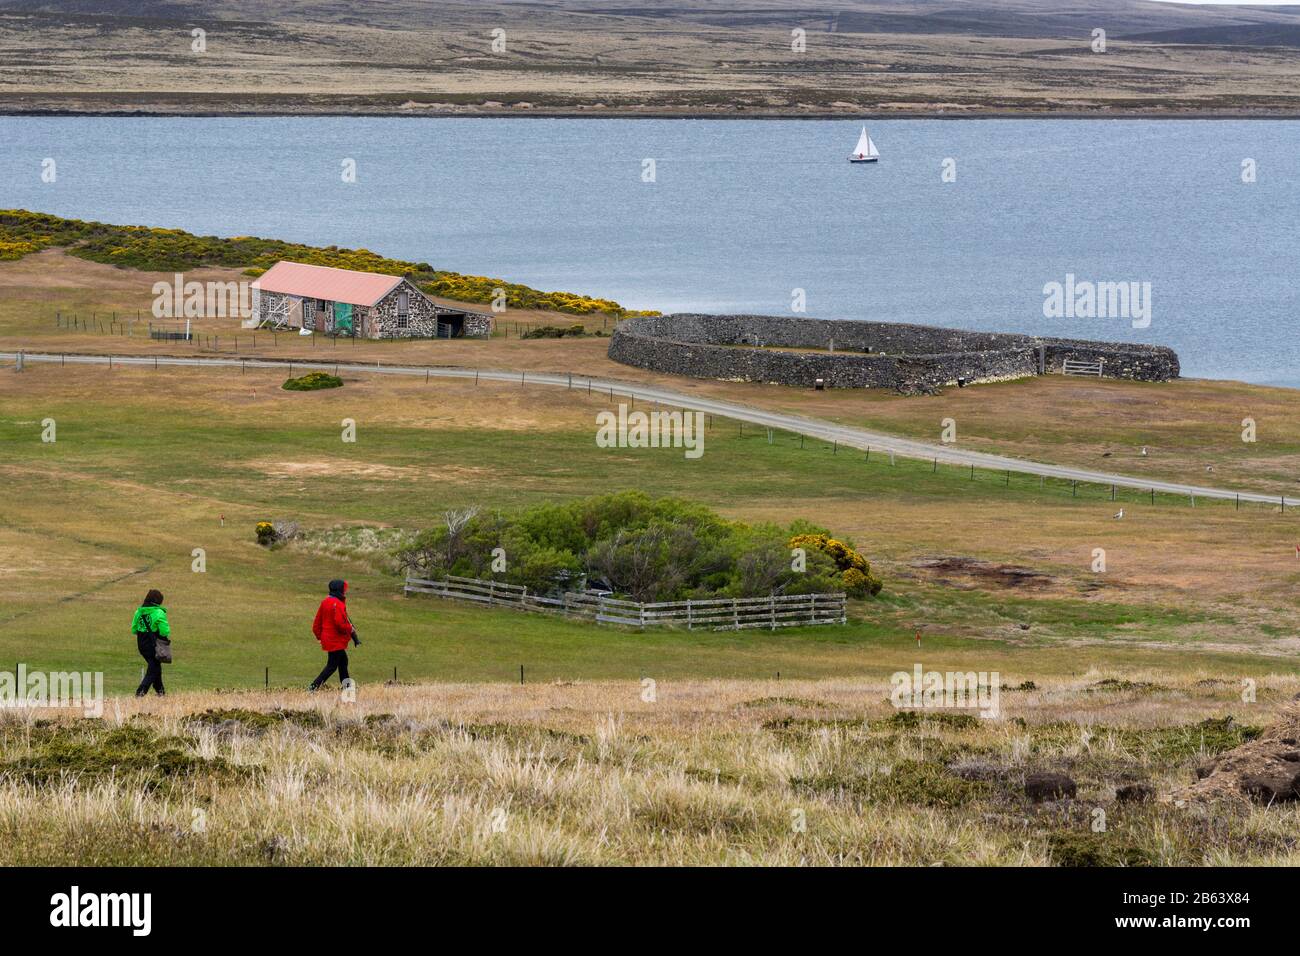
<box><xmin>849</xmin><ymin>126</ymin><xmax>879</xmax><ymax>164</ymax></box>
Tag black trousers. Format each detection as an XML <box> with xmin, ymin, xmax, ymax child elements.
<box><xmin>312</xmin><ymin>649</ymin><xmax>350</xmax><ymax>689</ymax></box>
<box><xmin>135</xmin><ymin>634</ymin><xmax>165</xmax><ymax>696</ymax></box>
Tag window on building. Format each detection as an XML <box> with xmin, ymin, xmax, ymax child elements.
<box><xmin>396</xmin><ymin>291</ymin><xmax>409</xmax><ymax>329</ymax></box>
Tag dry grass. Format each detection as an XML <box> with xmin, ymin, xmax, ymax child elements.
<box><xmin>1</xmin><ymin>676</ymin><xmax>1297</xmax><ymax>866</ymax></box>
<box><xmin>8</xmin><ymin>250</ymin><xmax>1300</xmax><ymax>500</ymax></box>
<box><xmin>4</xmin><ymin>337</ymin><xmax>1300</xmax><ymax>665</ymax></box>
<box><xmin>4</xmin><ymin>0</ymin><xmax>1300</xmax><ymax>115</ymax></box>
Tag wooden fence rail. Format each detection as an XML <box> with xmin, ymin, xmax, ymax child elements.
<box><xmin>404</xmin><ymin>575</ymin><xmax>846</xmax><ymax>631</ymax></box>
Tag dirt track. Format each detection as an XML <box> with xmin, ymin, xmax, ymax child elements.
<box><xmin>5</xmin><ymin>348</ymin><xmax>1292</xmax><ymax>508</ymax></box>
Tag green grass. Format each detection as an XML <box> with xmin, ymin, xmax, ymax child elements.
<box><xmin>0</xmin><ymin>365</ymin><xmax>1295</xmax><ymax>693</ymax></box>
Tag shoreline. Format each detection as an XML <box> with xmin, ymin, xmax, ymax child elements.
<box><xmin>5</xmin><ymin>108</ymin><xmax>1300</xmax><ymax>121</ymax></box>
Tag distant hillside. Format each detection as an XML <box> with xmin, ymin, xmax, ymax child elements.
<box><xmin>3</xmin><ymin>0</ymin><xmax>1300</xmax><ymax>115</ymax></box>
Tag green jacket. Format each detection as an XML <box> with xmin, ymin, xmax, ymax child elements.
<box><xmin>131</xmin><ymin>605</ymin><xmax>170</xmax><ymax>639</ymax></box>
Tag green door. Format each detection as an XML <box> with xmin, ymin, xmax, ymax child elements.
<box><xmin>333</xmin><ymin>302</ymin><xmax>353</xmax><ymax>335</ymax></box>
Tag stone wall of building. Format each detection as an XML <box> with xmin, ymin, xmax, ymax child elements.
<box><xmin>368</xmin><ymin>281</ymin><xmax>440</xmax><ymax>339</ymax></box>
<box><xmin>461</xmin><ymin>312</ymin><xmax>493</xmax><ymax>337</ymax></box>
<box><xmin>253</xmin><ymin>283</ymin><xmax>492</xmax><ymax>339</ymax></box>
<box><xmin>607</xmin><ymin>314</ymin><xmax>1179</xmax><ymax>392</ymax></box>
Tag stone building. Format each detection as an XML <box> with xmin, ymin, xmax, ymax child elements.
<box><xmin>250</xmin><ymin>260</ymin><xmax>492</xmax><ymax>339</ymax></box>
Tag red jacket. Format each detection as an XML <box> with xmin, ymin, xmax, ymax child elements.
<box><xmin>312</xmin><ymin>596</ymin><xmax>353</xmax><ymax>652</ymax></box>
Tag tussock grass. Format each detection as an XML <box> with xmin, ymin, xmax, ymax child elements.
<box><xmin>0</xmin><ymin>675</ymin><xmax>1297</xmax><ymax>866</ymax></box>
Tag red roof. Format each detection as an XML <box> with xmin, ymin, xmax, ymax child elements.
<box><xmin>252</xmin><ymin>261</ymin><xmax>405</xmax><ymax>307</ymax></box>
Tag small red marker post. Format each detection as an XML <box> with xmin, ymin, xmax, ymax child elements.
<box><xmin>915</xmin><ymin>630</ymin><xmax>921</xmax><ymax>646</ymax></box>
<box><xmin>220</xmin><ymin>514</ymin><xmax>225</xmax><ymax>528</ymax></box>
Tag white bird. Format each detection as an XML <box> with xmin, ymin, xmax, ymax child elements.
<box><xmin>1140</xmin><ymin>446</ymin><xmax>1148</xmax><ymax>457</ymax></box>
<box><xmin>1205</xmin><ymin>465</ymin><xmax>1214</xmax><ymax>472</ymax></box>
<box><xmin>1113</xmin><ymin>509</ymin><xmax>1124</xmax><ymax>519</ymax></box>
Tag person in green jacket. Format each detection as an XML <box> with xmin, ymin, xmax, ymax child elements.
<box><xmin>131</xmin><ymin>589</ymin><xmax>170</xmax><ymax>697</ymax></box>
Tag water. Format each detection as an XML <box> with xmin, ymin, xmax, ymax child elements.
<box><xmin>2</xmin><ymin>116</ymin><xmax>1297</xmax><ymax>385</ymax></box>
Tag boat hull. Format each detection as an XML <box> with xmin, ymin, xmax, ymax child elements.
<box><xmin>849</xmin><ymin>157</ymin><xmax>878</xmax><ymax>164</ymax></box>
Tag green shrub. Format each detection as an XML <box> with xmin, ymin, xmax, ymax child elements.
<box><xmin>0</xmin><ymin>724</ymin><xmax>247</xmax><ymax>792</ymax></box>
<box><xmin>282</xmin><ymin>371</ymin><xmax>343</xmax><ymax>391</ymax></box>
<box><xmin>792</xmin><ymin>760</ymin><xmax>988</xmax><ymax>808</ymax></box>
<box><xmin>1048</xmin><ymin>830</ymin><xmax>1155</xmax><ymax>867</ymax></box>
<box><xmin>521</xmin><ymin>324</ymin><xmax>589</xmax><ymax>339</ymax></box>
<box><xmin>395</xmin><ymin>491</ymin><xmax>881</xmax><ymax>602</ymax></box>
<box><xmin>0</xmin><ymin>209</ymin><xmax>658</xmax><ymax>318</ymax></box>
<box><xmin>788</xmin><ymin>532</ymin><xmax>882</xmax><ymax>597</ymax></box>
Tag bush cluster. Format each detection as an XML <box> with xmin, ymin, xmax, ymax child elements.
<box><xmin>788</xmin><ymin>532</ymin><xmax>883</xmax><ymax>597</ymax></box>
<box><xmin>395</xmin><ymin>491</ymin><xmax>880</xmax><ymax>603</ymax></box>
<box><xmin>0</xmin><ymin>237</ymin><xmax>50</xmax><ymax>260</ymax></box>
<box><xmin>255</xmin><ymin>520</ymin><xmax>299</xmax><ymax>547</ymax></box>
<box><xmin>0</xmin><ymin>209</ymin><xmax>658</xmax><ymax>318</ymax></box>
<box><xmin>282</xmin><ymin>371</ymin><xmax>343</xmax><ymax>391</ymax></box>
<box><xmin>520</xmin><ymin>324</ymin><xmax>590</xmax><ymax>339</ymax></box>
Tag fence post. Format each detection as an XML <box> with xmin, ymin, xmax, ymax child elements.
<box><xmin>733</xmin><ymin>600</ymin><xmax>739</xmax><ymax>631</ymax></box>
<box><xmin>770</xmin><ymin>595</ymin><xmax>776</xmax><ymax>630</ymax></box>
<box><xmin>811</xmin><ymin>593</ymin><xmax>816</xmax><ymax>623</ymax></box>
<box><xmin>687</xmin><ymin>598</ymin><xmax>693</xmax><ymax>630</ymax></box>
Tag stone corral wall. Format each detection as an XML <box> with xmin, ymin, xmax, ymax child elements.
<box><xmin>608</xmin><ymin>314</ymin><xmax>1179</xmax><ymax>392</ymax></box>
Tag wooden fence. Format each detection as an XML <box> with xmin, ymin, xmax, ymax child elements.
<box><xmin>403</xmin><ymin>575</ymin><xmax>846</xmax><ymax>631</ymax></box>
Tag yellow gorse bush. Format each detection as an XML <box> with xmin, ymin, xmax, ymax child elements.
<box><xmin>788</xmin><ymin>532</ymin><xmax>881</xmax><ymax>597</ymax></box>
<box><xmin>0</xmin><ymin>209</ymin><xmax>659</xmax><ymax>318</ymax></box>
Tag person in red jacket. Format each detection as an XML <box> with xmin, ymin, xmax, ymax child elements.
<box><xmin>309</xmin><ymin>579</ymin><xmax>359</xmax><ymax>691</ymax></box>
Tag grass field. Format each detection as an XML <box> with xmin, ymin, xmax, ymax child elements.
<box><xmin>2</xmin><ymin>678</ymin><xmax>1297</xmax><ymax>866</ymax></box>
<box><xmin>8</xmin><ymin>249</ymin><xmax>1300</xmax><ymax>499</ymax></box>
<box><xmin>5</xmin><ymin>0</ymin><xmax>1300</xmax><ymax>116</ymax></box>
<box><xmin>2</xmin><ymin>355</ymin><xmax>1299</xmax><ymax>697</ymax></box>
<box><xmin>3</xmin><ymin>250</ymin><xmax>1300</xmax><ymax>867</ymax></box>
<box><xmin>4</xmin><ymin>250</ymin><xmax>1300</xmax><ymax>697</ymax></box>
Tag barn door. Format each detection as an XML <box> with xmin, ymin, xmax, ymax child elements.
<box><xmin>333</xmin><ymin>302</ymin><xmax>353</xmax><ymax>335</ymax></box>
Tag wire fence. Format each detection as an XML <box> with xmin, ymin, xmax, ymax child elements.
<box><xmin>7</xmin><ymin>347</ymin><xmax>1293</xmax><ymax>514</ymax></box>
<box><xmin>52</xmin><ymin>311</ymin><xmax>614</xmax><ymax>353</ymax></box>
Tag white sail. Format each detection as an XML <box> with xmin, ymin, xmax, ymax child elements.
<box><xmin>852</xmin><ymin>126</ymin><xmax>879</xmax><ymax>159</ymax></box>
